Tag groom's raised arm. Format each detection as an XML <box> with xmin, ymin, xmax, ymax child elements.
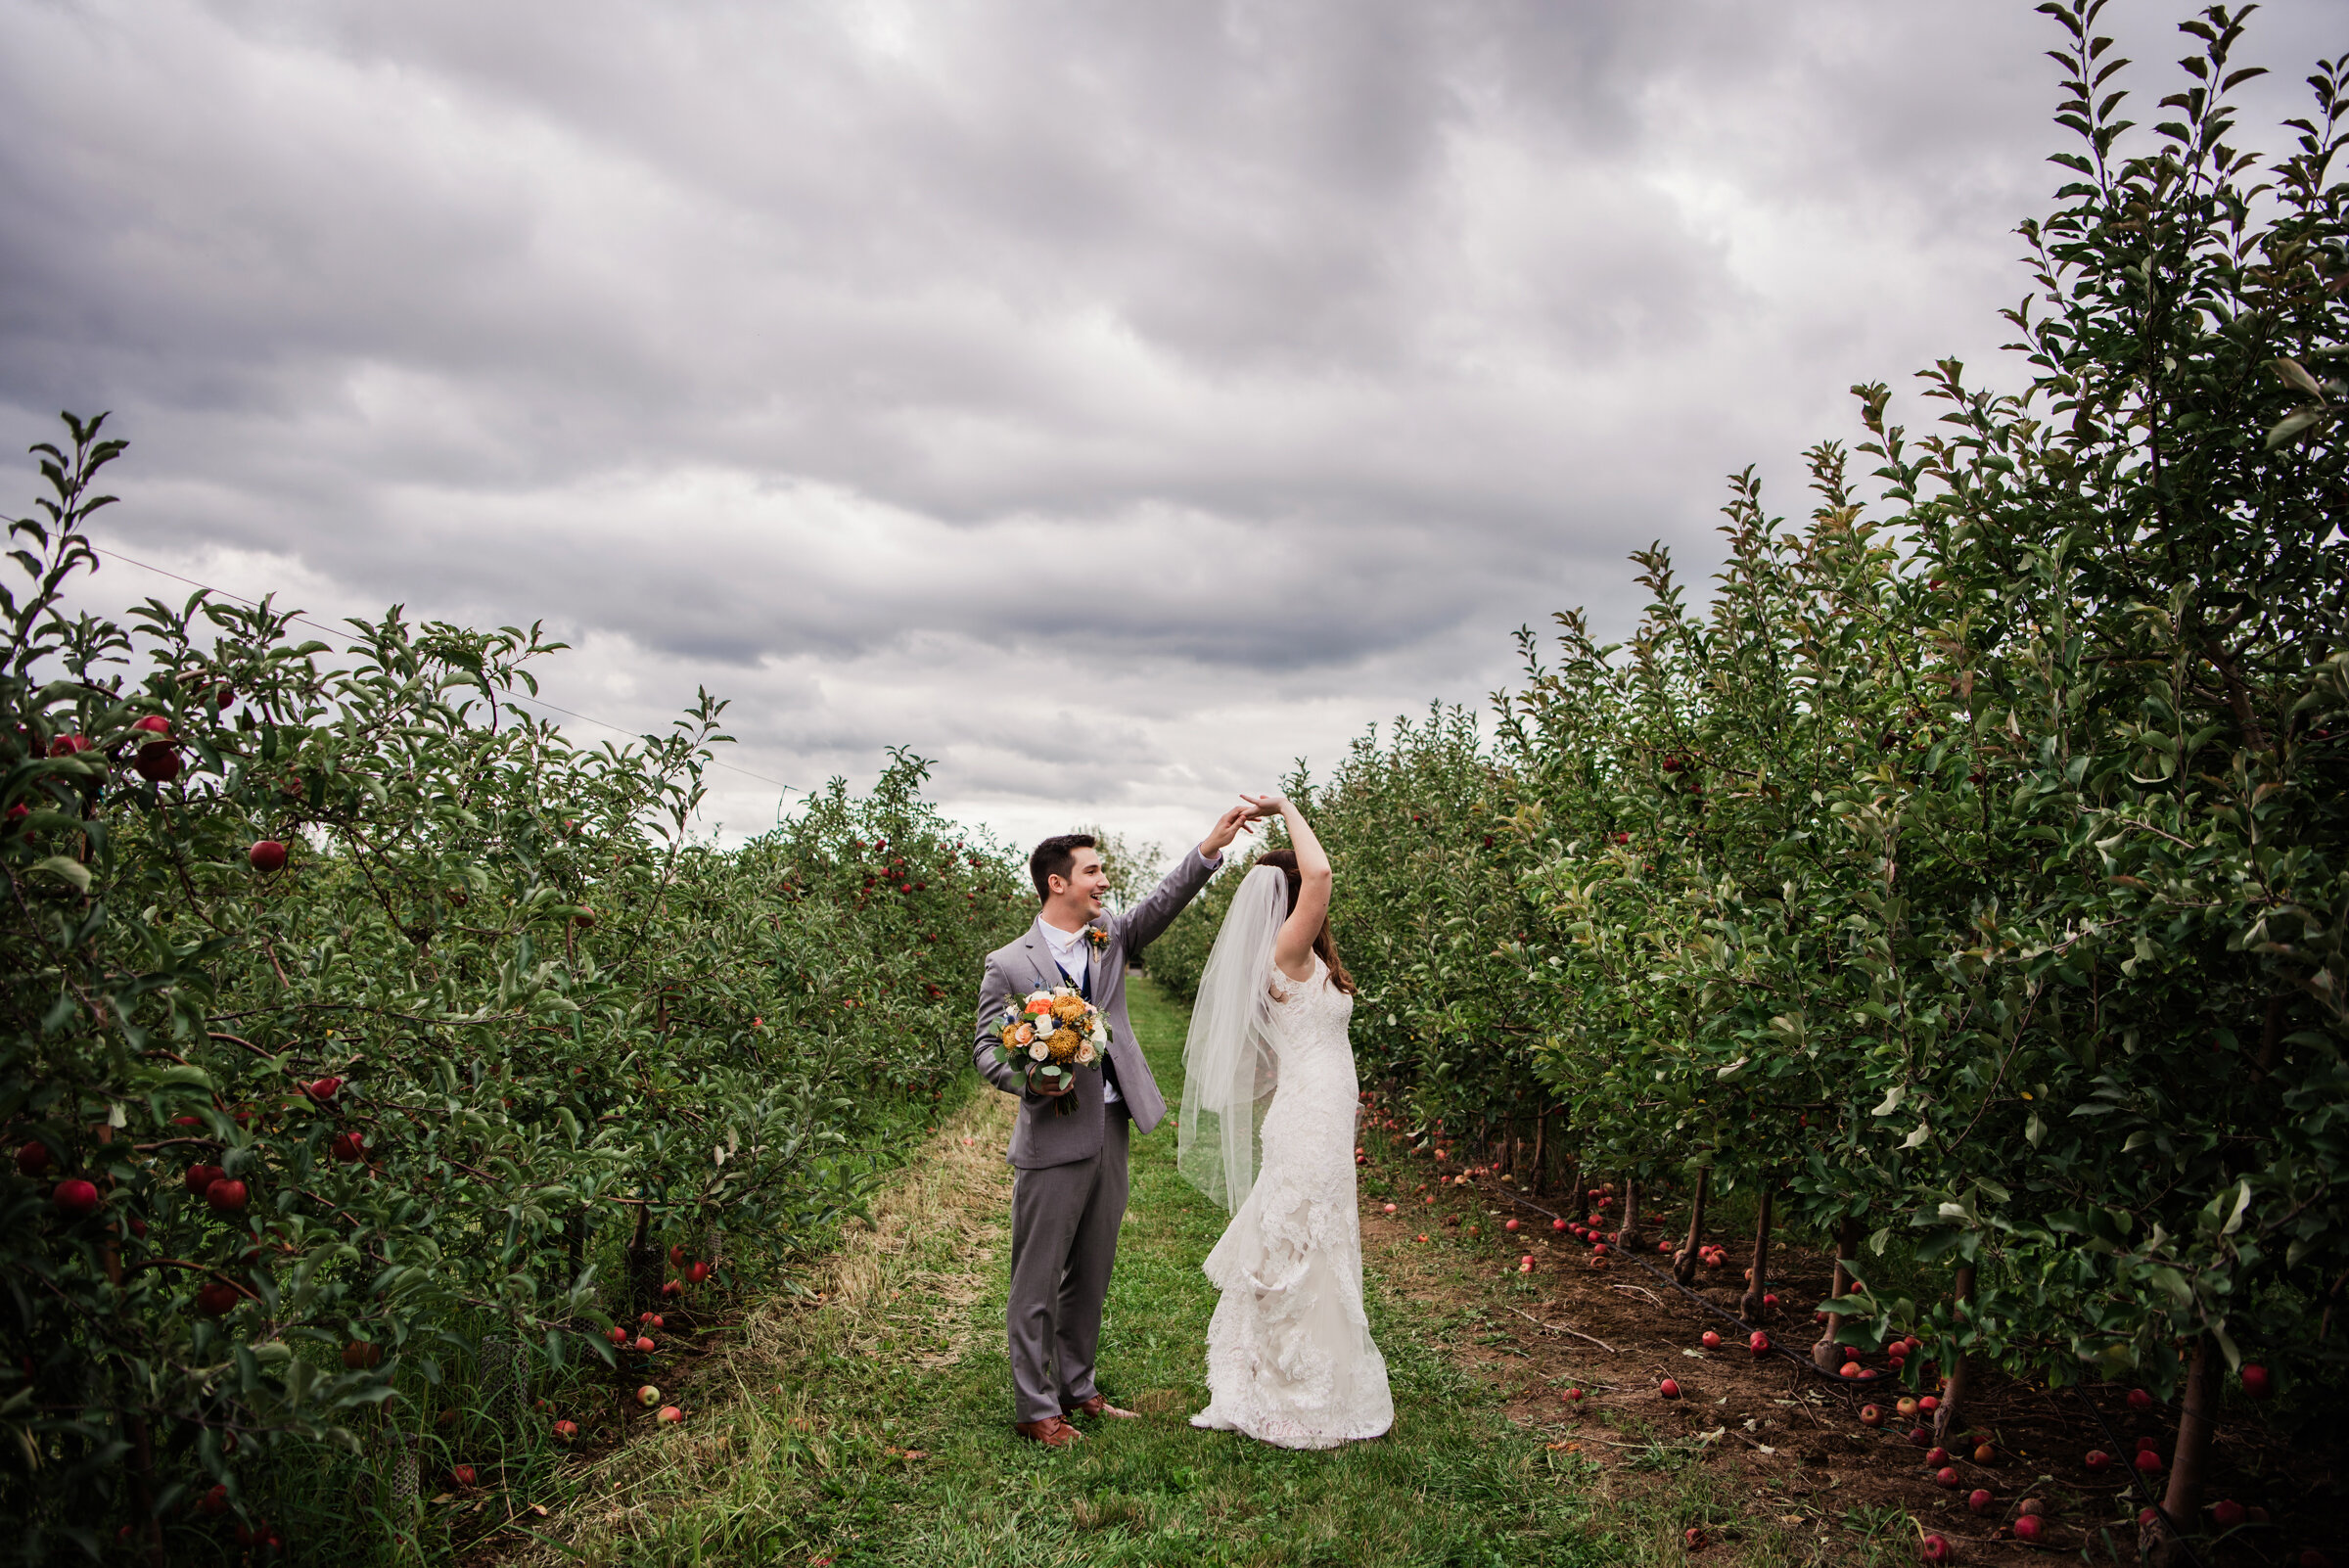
<box><xmin>1119</xmin><ymin>846</ymin><xmax>1222</xmax><ymax>956</ymax></box>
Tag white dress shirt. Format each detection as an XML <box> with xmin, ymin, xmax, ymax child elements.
<box><xmin>1040</xmin><ymin>917</ymin><xmax>1116</xmax><ymax>1102</ymax></box>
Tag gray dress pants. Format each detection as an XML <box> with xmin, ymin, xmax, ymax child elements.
<box><xmin>1006</xmin><ymin>1106</ymin><xmax>1129</xmax><ymax>1423</ymax></box>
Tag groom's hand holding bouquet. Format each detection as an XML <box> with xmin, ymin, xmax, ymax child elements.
<box><xmin>991</xmin><ymin>984</ymin><xmax>1108</xmax><ymax>1114</ymax></box>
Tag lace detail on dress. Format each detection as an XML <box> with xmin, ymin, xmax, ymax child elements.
<box><xmin>1190</xmin><ymin>955</ymin><xmax>1393</xmax><ymax>1449</ymax></box>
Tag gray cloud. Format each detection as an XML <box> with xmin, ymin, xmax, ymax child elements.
<box><xmin>8</xmin><ymin>0</ymin><xmax>2340</xmax><ymax>851</ymax></box>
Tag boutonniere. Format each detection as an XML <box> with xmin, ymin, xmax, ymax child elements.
<box><xmin>1085</xmin><ymin>926</ymin><xmax>1110</xmax><ymax>952</ymax></box>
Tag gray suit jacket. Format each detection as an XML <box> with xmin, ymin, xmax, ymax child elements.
<box><xmin>973</xmin><ymin>846</ymin><xmax>1220</xmax><ymax>1168</ymax></box>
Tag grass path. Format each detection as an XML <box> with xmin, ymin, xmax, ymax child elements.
<box><xmin>522</xmin><ymin>981</ymin><xmax>1745</xmax><ymax>1567</ymax></box>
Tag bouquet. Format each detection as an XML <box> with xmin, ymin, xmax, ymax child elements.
<box><xmin>991</xmin><ymin>986</ymin><xmax>1108</xmax><ymax>1116</ymax></box>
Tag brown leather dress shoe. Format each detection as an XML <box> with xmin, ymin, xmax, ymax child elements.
<box><xmin>1065</xmin><ymin>1395</ymin><xmax>1140</xmax><ymax>1420</ymax></box>
<box><xmin>1013</xmin><ymin>1415</ymin><xmax>1084</xmax><ymax>1448</ymax></box>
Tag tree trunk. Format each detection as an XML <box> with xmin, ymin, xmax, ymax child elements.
<box><xmin>1673</xmin><ymin>1166</ymin><xmax>1710</xmax><ymax>1286</ymax></box>
<box><xmin>1931</xmin><ymin>1264</ymin><xmax>1976</xmax><ymax>1445</ymax></box>
<box><xmin>624</xmin><ymin>1198</ymin><xmax>661</xmax><ymax>1319</ymax></box>
<box><xmin>1814</xmin><ymin>1216</ymin><xmax>1865</xmax><ymax>1370</ymax></box>
<box><xmin>1531</xmin><ymin>1113</ymin><xmax>1546</xmax><ymax>1196</ymax></box>
<box><xmin>2144</xmin><ymin>1333</ymin><xmax>2219</xmax><ymax>1567</ymax></box>
<box><xmin>566</xmin><ymin>1208</ymin><xmax>587</xmax><ymax>1289</ymax></box>
<box><xmin>1614</xmin><ymin>1176</ymin><xmax>1645</xmax><ymax>1254</ymax></box>
<box><xmin>127</xmin><ymin>1406</ymin><xmax>164</xmax><ymax>1568</ymax></box>
<box><xmin>1739</xmin><ymin>1183</ymin><xmax>1774</xmax><ymax>1320</ymax></box>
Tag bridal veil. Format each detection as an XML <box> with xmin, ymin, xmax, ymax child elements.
<box><xmin>1175</xmin><ymin>864</ymin><xmax>1287</xmax><ymax>1214</ymax></box>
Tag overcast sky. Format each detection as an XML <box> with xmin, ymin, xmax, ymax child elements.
<box><xmin>4</xmin><ymin>0</ymin><xmax>2336</xmax><ymax>858</ymax></box>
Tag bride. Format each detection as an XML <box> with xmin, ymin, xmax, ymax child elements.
<box><xmin>1179</xmin><ymin>795</ymin><xmax>1393</xmax><ymax>1449</ymax></box>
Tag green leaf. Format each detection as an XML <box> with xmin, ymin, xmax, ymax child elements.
<box><xmin>28</xmin><ymin>855</ymin><xmax>91</xmax><ymax>892</ymax></box>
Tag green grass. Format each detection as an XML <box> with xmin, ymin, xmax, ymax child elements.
<box><xmin>525</xmin><ymin>980</ymin><xmax>1786</xmax><ymax>1567</ymax></box>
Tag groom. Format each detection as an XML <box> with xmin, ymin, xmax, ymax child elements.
<box><xmin>973</xmin><ymin>807</ymin><xmax>1255</xmax><ymax>1447</ymax></box>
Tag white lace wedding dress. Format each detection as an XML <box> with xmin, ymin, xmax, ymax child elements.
<box><xmin>1190</xmin><ymin>955</ymin><xmax>1394</xmax><ymax>1448</ymax></box>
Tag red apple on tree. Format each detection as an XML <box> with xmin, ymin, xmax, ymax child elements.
<box><xmin>2240</xmin><ymin>1363</ymin><xmax>2272</xmax><ymax>1400</ymax></box>
<box><xmin>184</xmin><ymin>1163</ymin><xmax>223</xmax><ymax>1197</ymax></box>
<box><xmin>249</xmin><ymin>840</ymin><xmax>289</xmax><ymax>873</ymax></box>
<box><xmin>205</xmin><ymin>1179</ymin><xmax>249</xmax><ymax>1213</ymax></box>
<box><xmin>133</xmin><ymin>740</ymin><xmax>181</xmax><ymax>782</ymax></box>
<box><xmin>196</xmin><ymin>1280</ymin><xmax>241</xmax><ymax>1316</ymax></box>
<box><xmin>15</xmin><ymin>1141</ymin><xmax>51</xmax><ymax>1176</ymax></box>
<box><xmin>51</xmin><ymin>1178</ymin><xmax>100</xmax><ymax>1218</ymax></box>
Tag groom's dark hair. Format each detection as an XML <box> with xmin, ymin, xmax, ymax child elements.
<box><xmin>1030</xmin><ymin>834</ymin><xmax>1099</xmax><ymax>901</ymax></box>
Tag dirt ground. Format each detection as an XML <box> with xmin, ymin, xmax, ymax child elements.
<box><xmin>1354</xmin><ymin>1126</ymin><xmax>2344</xmax><ymax>1567</ymax></box>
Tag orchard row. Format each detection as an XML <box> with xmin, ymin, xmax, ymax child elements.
<box><xmin>0</xmin><ymin>421</ymin><xmax>1032</xmax><ymax>1564</ymax></box>
<box><xmin>1157</xmin><ymin>15</ymin><xmax>2347</xmax><ymax>1561</ymax></box>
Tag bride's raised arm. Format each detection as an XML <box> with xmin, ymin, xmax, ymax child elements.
<box><xmin>1245</xmin><ymin>795</ymin><xmax>1331</xmax><ymax>983</ymax></box>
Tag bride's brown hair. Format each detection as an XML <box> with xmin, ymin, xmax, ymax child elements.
<box><xmin>1256</xmin><ymin>849</ymin><xmax>1357</xmax><ymax>994</ymax></box>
